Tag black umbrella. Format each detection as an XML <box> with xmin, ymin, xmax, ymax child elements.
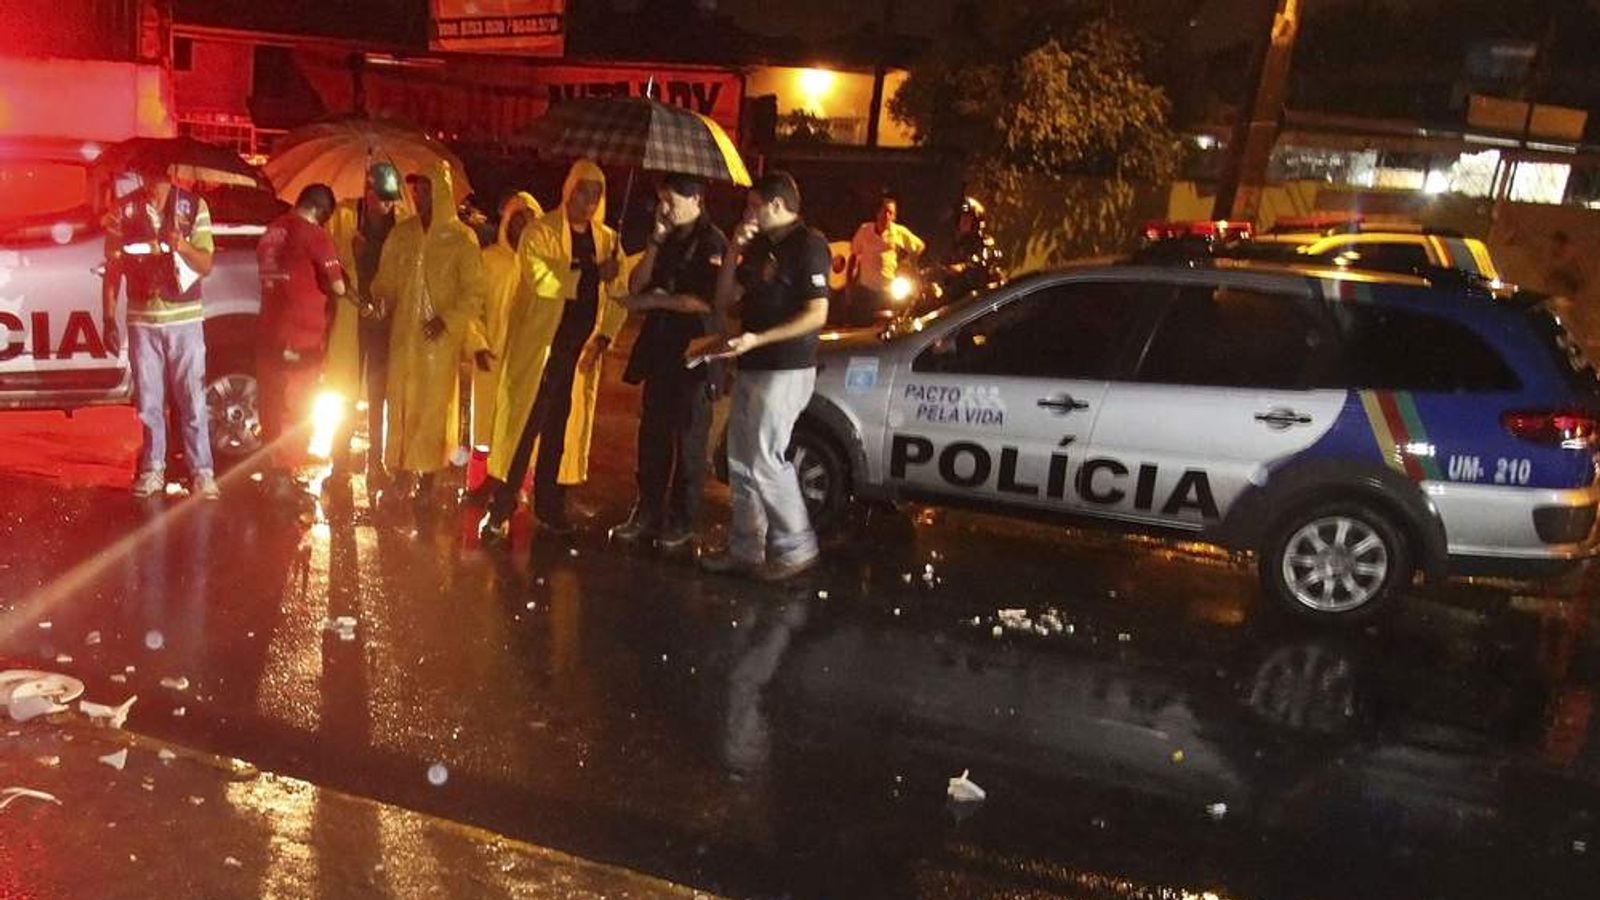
<box><xmin>94</xmin><ymin>137</ymin><xmax>264</xmax><ymax>189</ymax></box>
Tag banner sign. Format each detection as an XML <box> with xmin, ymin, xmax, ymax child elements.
<box><xmin>430</xmin><ymin>0</ymin><xmax>566</xmax><ymax>56</ymax></box>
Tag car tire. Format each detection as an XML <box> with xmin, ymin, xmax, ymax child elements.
<box><xmin>204</xmin><ymin>338</ymin><xmax>261</xmax><ymax>466</ymax></box>
<box><xmin>788</xmin><ymin>425</ymin><xmax>850</xmax><ymax>534</ymax></box>
<box><xmin>1259</xmin><ymin>500</ymin><xmax>1412</xmax><ymax>625</ymax></box>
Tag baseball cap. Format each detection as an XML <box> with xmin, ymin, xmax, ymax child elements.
<box><xmin>367</xmin><ymin>162</ymin><xmax>403</xmax><ymax>201</ymax></box>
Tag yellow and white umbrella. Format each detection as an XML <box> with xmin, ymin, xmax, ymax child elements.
<box><xmin>265</xmin><ymin>116</ymin><xmax>473</xmax><ymax>204</ymax></box>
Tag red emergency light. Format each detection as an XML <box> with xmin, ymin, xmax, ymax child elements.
<box><xmin>1140</xmin><ymin>219</ymin><xmax>1254</xmax><ymax>243</ymax></box>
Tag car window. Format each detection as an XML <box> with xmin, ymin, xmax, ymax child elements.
<box><xmin>0</xmin><ymin>160</ymin><xmax>92</xmax><ymax>244</ymax></box>
<box><xmin>914</xmin><ymin>280</ymin><xmax>1150</xmax><ymax>378</ymax></box>
<box><xmin>1327</xmin><ymin>304</ymin><xmax>1521</xmax><ymax>392</ymax></box>
<box><xmin>1340</xmin><ymin>241</ymin><xmax>1430</xmax><ymax>273</ymax></box>
<box><xmin>1137</xmin><ymin>286</ymin><xmax>1336</xmax><ymax>389</ymax></box>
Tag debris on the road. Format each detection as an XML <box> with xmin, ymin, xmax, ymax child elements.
<box><xmin>172</xmin><ymin>707</ymin><xmax>186</xmax><ymax>717</ymax></box>
<box><xmin>3</xmin><ymin>670</ymin><xmax>85</xmax><ymax>722</ymax></box>
<box><xmin>224</xmin><ymin>856</ymin><xmax>242</xmax><ymax>868</ymax></box>
<box><xmin>1206</xmin><ymin>802</ymin><xmax>1228</xmax><ymax>821</ymax></box>
<box><xmin>324</xmin><ymin>617</ymin><xmax>358</xmax><ymax>642</ymax></box>
<box><xmin>1171</xmin><ymin>750</ymin><xmax>1186</xmax><ymax>764</ymax></box>
<box><xmin>84</xmin><ymin>631</ymin><xmax>101</xmax><ymax>646</ymax></box>
<box><xmin>54</xmin><ymin>654</ymin><xmax>73</xmax><ymax>665</ymax></box>
<box><xmin>901</xmin><ymin>572</ymin><xmax>913</xmax><ymax>584</ymax></box>
<box><xmin>144</xmin><ymin>631</ymin><xmax>164</xmax><ymax>650</ymax></box>
<box><xmin>0</xmin><ymin>786</ymin><xmax>61</xmax><ymax>812</ymax></box>
<box><xmin>568</xmin><ymin>548</ymin><xmax>580</xmax><ymax>558</ymax></box>
<box><xmin>81</xmin><ymin>696</ymin><xmax>137</xmax><ymax>729</ymax></box>
<box><xmin>188</xmin><ymin>795</ymin><xmax>205</xmax><ymax>806</ymax></box>
<box><xmin>37</xmin><ymin>621</ymin><xmax>51</xmax><ymax>631</ymax></box>
<box><xmin>427</xmin><ymin>763</ymin><xmax>449</xmax><ymax>786</ymax></box>
<box><xmin>98</xmin><ymin>748</ymin><xmax>129</xmax><ymax>771</ymax></box>
<box><xmin>35</xmin><ymin>755</ymin><xmax>60</xmax><ymax>768</ymax></box>
<box><xmin>817</xmin><ymin>590</ymin><xmax>829</xmax><ymax>599</ymax></box>
<box><xmin>947</xmin><ymin>769</ymin><xmax>986</xmax><ymax>804</ymax></box>
<box><xmin>1117</xmin><ymin>632</ymin><xmax>1133</xmax><ymax>643</ymax></box>
<box><xmin>1574</xmin><ymin>840</ymin><xmax>1589</xmax><ymax>855</ymax></box>
<box><xmin>109</xmin><ymin>674</ymin><xmax>127</xmax><ymax>684</ymax></box>
<box><xmin>159</xmin><ymin>676</ymin><xmax>190</xmax><ymax>692</ymax></box>
<box><xmin>158</xmin><ymin>749</ymin><xmax>177</xmax><ymax>764</ymax></box>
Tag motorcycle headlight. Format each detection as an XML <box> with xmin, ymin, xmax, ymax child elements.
<box><xmin>888</xmin><ymin>275</ymin><xmax>915</xmax><ymax>303</ymax></box>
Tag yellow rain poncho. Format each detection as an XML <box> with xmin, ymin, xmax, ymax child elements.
<box><xmin>466</xmin><ymin>191</ymin><xmax>542</xmax><ymax>448</ymax></box>
<box><xmin>323</xmin><ymin>197</ymin><xmax>409</xmax><ymax>403</ymax></box>
<box><xmin>487</xmin><ymin>159</ymin><xmax>629</xmax><ymax>486</ymax></box>
<box><xmin>371</xmin><ymin>161</ymin><xmax>487</xmax><ymax>475</ymax></box>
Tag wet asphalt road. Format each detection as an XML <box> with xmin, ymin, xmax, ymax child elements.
<box><xmin>4</xmin><ymin>384</ymin><xmax>1600</xmax><ymax>897</ymax></box>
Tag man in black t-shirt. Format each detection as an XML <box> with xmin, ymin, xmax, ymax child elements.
<box><xmin>615</xmin><ymin>174</ymin><xmax>729</xmax><ymax>551</ymax></box>
<box><xmin>699</xmin><ymin>171</ymin><xmax>831</xmax><ymax>581</ymax></box>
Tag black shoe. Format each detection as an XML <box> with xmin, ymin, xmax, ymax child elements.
<box><xmin>610</xmin><ymin>515</ymin><xmax>656</xmax><ymax>544</ymax></box>
<box><xmin>478</xmin><ymin>510</ymin><xmax>510</xmax><ymax>544</ymax></box>
<box><xmin>656</xmin><ymin>527</ymin><xmax>698</xmax><ymax>553</ymax></box>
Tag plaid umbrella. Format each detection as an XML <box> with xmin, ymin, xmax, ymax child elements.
<box><xmin>523</xmin><ymin>97</ymin><xmax>752</xmax><ymax>187</ymax></box>
<box><xmin>93</xmin><ymin>137</ymin><xmax>264</xmax><ymax>189</ymax></box>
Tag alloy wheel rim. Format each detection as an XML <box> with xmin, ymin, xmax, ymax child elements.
<box><xmin>206</xmin><ymin>373</ymin><xmax>261</xmax><ymax>456</ymax></box>
<box><xmin>1281</xmin><ymin>515</ymin><xmax>1390</xmax><ymax>613</ymax></box>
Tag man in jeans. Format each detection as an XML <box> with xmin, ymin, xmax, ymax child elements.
<box><xmin>701</xmin><ymin>171</ymin><xmax>831</xmax><ymax>580</ymax></box>
<box><xmin>102</xmin><ymin>161</ymin><xmax>218</xmax><ymax>500</ymax></box>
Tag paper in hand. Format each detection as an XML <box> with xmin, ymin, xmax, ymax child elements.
<box><xmin>684</xmin><ymin>334</ymin><xmax>739</xmax><ymax>369</ymax></box>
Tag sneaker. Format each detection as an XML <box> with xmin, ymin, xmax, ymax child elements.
<box><xmin>755</xmin><ymin>551</ymin><xmax>820</xmax><ymax>583</ymax></box>
<box><xmin>656</xmin><ymin>527</ymin><xmax>698</xmax><ymax>553</ymax></box>
<box><xmin>699</xmin><ymin>549</ymin><xmax>761</xmax><ymax>577</ymax></box>
<box><xmin>131</xmin><ymin>470</ymin><xmax>165</xmax><ymax>499</ymax></box>
<box><xmin>193</xmin><ymin>471</ymin><xmax>221</xmax><ymax>501</ymax></box>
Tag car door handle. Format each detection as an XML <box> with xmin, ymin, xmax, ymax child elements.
<box><xmin>1255</xmin><ymin>408</ymin><xmax>1313</xmax><ymax>430</ymax></box>
<box><xmin>1037</xmin><ymin>394</ymin><xmax>1090</xmax><ymax>415</ymax></box>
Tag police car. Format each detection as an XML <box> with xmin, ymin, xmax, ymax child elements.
<box><xmin>788</xmin><ymin>258</ymin><xmax>1600</xmax><ymax>622</ymax></box>
<box><xmin>0</xmin><ymin>136</ymin><xmax>273</xmax><ymax>461</ymax></box>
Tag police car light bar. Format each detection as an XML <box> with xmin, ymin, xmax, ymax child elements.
<box><xmin>1141</xmin><ymin>220</ymin><xmax>1254</xmax><ymax>243</ymax></box>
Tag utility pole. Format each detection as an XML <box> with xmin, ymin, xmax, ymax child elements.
<box><xmin>1212</xmin><ymin>0</ymin><xmax>1301</xmax><ymax>222</ymax></box>
<box><xmin>865</xmin><ymin>0</ymin><xmax>896</xmax><ymax>148</ymax></box>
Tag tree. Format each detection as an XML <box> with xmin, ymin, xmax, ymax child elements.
<box><xmin>890</xmin><ymin>7</ymin><xmax>1179</xmax><ymax>266</ymax></box>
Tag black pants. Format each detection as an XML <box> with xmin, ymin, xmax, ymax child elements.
<box><xmin>634</xmin><ymin>371</ymin><xmax>712</xmax><ymax>532</ymax></box>
<box><xmin>335</xmin><ymin>318</ymin><xmax>390</xmax><ymax>475</ymax></box>
<box><xmin>490</xmin><ymin>344</ymin><xmax>582</xmax><ymax>520</ymax></box>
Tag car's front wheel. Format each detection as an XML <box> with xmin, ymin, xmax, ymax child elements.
<box><xmin>204</xmin><ymin>342</ymin><xmax>260</xmax><ymax>465</ymax></box>
<box><xmin>1260</xmin><ymin>500</ymin><xmax>1412</xmax><ymax>624</ymax></box>
<box><xmin>788</xmin><ymin>425</ymin><xmax>850</xmax><ymax>534</ymax></box>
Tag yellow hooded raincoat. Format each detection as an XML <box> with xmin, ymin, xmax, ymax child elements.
<box><xmin>371</xmin><ymin>162</ymin><xmax>487</xmax><ymax>475</ymax></box>
<box><xmin>486</xmin><ymin>160</ymin><xmax>628</xmax><ymax>486</ymax></box>
<box><xmin>322</xmin><ymin>197</ymin><xmax>408</xmax><ymax>404</ymax></box>
<box><xmin>467</xmin><ymin>191</ymin><xmax>542</xmax><ymax>448</ymax></box>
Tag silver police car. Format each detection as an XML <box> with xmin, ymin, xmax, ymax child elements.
<box><xmin>787</xmin><ymin>261</ymin><xmax>1600</xmax><ymax>623</ymax></box>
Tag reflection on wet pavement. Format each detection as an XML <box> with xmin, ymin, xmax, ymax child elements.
<box><xmin>2</xmin><ymin>457</ymin><xmax>1600</xmax><ymax>898</ymax></box>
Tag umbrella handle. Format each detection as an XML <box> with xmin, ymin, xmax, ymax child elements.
<box><xmin>616</xmin><ymin>165</ymin><xmax>637</xmax><ymax>234</ymax></box>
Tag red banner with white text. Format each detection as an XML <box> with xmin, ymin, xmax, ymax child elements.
<box><xmin>429</xmin><ymin>0</ymin><xmax>566</xmax><ymax>56</ymax></box>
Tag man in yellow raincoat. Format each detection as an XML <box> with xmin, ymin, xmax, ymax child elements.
<box><xmin>463</xmin><ymin>191</ymin><xmax>542</xmax><ymax>495</ymax></box>
<box><xmin>369</xmin><ymin>161</ymin><xmax>486</xmax><ymax>511</ymax></box>
<box><xmin>324</xmin><ymin>163</ymin><xmax>405</xmax><ymax>493</ymax></box>
<box><xmin>479</xmin><ymin>159</ymin><xmax>628</xmax><ymax>539</ymax></box>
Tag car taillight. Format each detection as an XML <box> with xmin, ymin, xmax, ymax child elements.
<box><xmin>1502</xmin><ymin>409</ymin><xmax>1600</xmax><ymax>449</ymax></box>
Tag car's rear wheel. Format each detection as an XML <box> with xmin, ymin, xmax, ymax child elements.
<box><xmin>1260</xmin><ymin>500</ymin><xmax>1411</xmax><ymax>624</ymax></box>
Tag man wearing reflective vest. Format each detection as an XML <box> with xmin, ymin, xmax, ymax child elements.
<box><xmin>102</xmin><ymin>160</ymin><xmax>219</xmax><ymax>500</ymax></box>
